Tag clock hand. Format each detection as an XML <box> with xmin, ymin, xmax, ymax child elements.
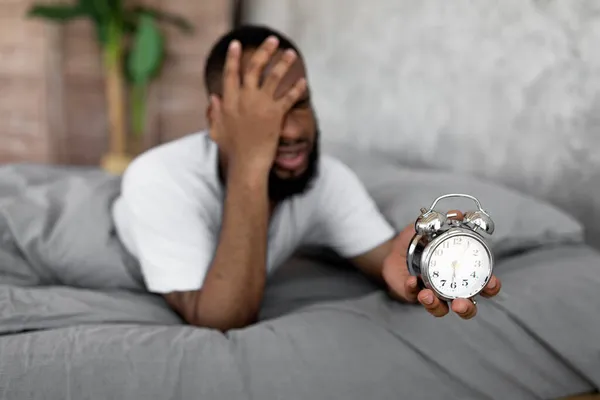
<box><xmin>458</xmin><ymin>241</ymin><xmax>471</xmax><ymax>264</ymax></box>
<box><xmin>453</xmin><ymin>244</ymin><xmax>471</xmax><ymax>284</ymax></box>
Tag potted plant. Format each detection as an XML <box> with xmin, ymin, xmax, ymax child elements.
<box><xmin>27</xmin><ymin>0</ymin><xmax>193</xmax><ymax>173</ymax></box>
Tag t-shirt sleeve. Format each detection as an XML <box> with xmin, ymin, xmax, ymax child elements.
<box><xmin>117</xmin><ymin>162</ymin><xmax>216</xmax><ymax>294</ymax></box>
<box><xmin>311</xmin><ymin>158</ymin><xmax>396</xmax><ymax>258</ymax></box>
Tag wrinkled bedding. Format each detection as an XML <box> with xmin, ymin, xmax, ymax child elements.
<box><xmin>0</xmin><ymin>162</ymin><xmax>599</xmax><ymax>400</ymax></box>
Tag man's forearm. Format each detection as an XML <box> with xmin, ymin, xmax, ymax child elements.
<box><xmin>192</xmin><ymin>168</ymin><xmax>270</xmax><ymax>330</ymax></box>
<box><xmin>349</xmin><ymin>237</ymin><xmax>395</xmax><ymax>285</ymax></box>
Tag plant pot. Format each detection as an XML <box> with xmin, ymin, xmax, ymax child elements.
<box><xmin>100</xmin><ymin>152</ymin><xmax>134</xmax><ymax>175</ymax></box>
<box><xmin>99</xmin><ymin>135</ymin><xmax>146</xmax><ymax>175</ymax></box>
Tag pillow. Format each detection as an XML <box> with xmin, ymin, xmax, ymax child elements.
<box><xmin>337</xmin><ymin>157</ymin><xmax>585</xmax><ymax>258</ymax></box>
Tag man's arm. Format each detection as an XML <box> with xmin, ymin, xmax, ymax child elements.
<box><xmin>119</xmin><ymin>156</ymin><xmax>272</xmax><ymax>332</ymax></box>
<box><xmin>348</xmin><ymin>237</ymin><xmax>393</xmax><ymax>284</ymax></box>
<box><xmin>348</xmin><ymin>214</ymin><xmax>502</xmax><ymax>320</ymax></box>
<box><xmin>313</xmin><ymin>159</ymin><xmax>500</xmax><ymax>319</ymax></box>
<box><xmin>159</xmin><ymin>37</ymin><xmax>307</xmax><ymax>331</ymax></box>
<box><xmin>348</xmin><ymin>225</ymin><xmax>420</xmax><ymax>303</ymax></box>
<box><xmin>164</xmin><ymin>169</ymin><xmax>270</xmax><ymax>331</ymax></box>
<box><xmin>349</xmin><ymin>225</ymin><xmax>420</xmax><ymax>302</ymax></box>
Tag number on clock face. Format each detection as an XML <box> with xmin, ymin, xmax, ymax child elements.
<box><xmin>426</xmin><ymin>235</ymin><xmax>491</xmax><ymax>298</ymax></box>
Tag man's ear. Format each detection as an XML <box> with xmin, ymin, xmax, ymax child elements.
<box><xmin>206</xmin><ymin>94</ymin><xmax>220</xmax><ymax>141</ymax></box>
<box><xmin>206</xmin><ymin>96</ymin><xmax>217</xmax><ymax>141</ymax></box>
<box><xmin>205</xmin><ymin>98</ymin><xmax>214</xmax><ymax>127</ymax></box>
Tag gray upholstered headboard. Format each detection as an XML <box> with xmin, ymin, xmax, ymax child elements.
<box><xmin>245</xmin><ymin>0</ymin><xmax>600</xmax><ymax>249</ymax></box>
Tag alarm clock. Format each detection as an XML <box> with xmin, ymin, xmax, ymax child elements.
<box><xmin>406</xmin><ymin>193</ymin><xmax>495</xmax><ymax>303</ymax></box>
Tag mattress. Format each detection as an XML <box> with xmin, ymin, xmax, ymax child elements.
<box><xmin>0</xmin><ymin>162</ymin><xmax>598</xmax><ymax>400</ymax></box>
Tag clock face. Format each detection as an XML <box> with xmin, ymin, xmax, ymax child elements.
<box><xmin>425</xmin><ymin>234</ymin><xmax>492</xmax><ymax>299</ymax></box>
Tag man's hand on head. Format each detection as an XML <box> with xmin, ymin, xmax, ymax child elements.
<box><xmin>168</xmin><ymin>36</ymin><xmax>309</xmax><ymax>332</ymax></box>
<box><xmin>381</xmin><ymin>210</ymin><xmax>502</xmax><ymax>320</ymax></box>
<box><xmin>209</xmin><ymin>36</ymin><xmax>308</xmax><ymax>178</ymax></box>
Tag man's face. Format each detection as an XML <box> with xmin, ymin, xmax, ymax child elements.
<box><xmin>228</xmin><ymin>48</ymin><xmax>320</xmax><ymax>202</ymax></box>
<box><xmin>267</xmin><ymin>126</ymin><xmax>319</xmax><ymax>203</ymax></box>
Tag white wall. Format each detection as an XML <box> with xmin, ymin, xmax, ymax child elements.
<box><xmin>245</xmin><ymin>0</ymin><xmax>600</xmax><ymax>247</ymax></box>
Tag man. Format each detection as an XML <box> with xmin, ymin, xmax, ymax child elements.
<box><xmin>111</xmin><ymin>25</ymin><xmax>501</xmax><ymax>332</ymax></box>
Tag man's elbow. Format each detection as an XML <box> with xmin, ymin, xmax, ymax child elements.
<box><xmin>162</xmin><ymin>290</ymin><xmax>259</xmax><ymax>332</ymax></box>
<box><xmin>187</xmin><ymin>312</ymin><xmax>257</xmax><ymax>332</ymax></box>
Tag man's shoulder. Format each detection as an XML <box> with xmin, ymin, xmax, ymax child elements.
<box><xmin>315</xmin><ymin>154</ymin><xmax>362</xmax><ymax>188</ymax></box>
<box><xmin>127</xmin><ymin>131</ymin><xmax>212</xmax><ymax>170</ymax></box>
<box><xmin>120</xmin><ymin>131</ymin><xmax>221</xmax><ymax>199</ymax></box>
<box><xmin>308</xmin><ymin>153</ymin><xmax>374</xmax><ymax>207</ymax></box>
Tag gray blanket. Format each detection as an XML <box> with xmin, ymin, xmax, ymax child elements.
<box><xmin>0</xmin><ymin>163</ymin><xmax>599</xmax><ymax>400</ymax></box>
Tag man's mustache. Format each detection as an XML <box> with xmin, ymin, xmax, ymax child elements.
<box><xmin>278</xmin><ymin>139</ymin><xmax>309</xmax><ymax>147</ymax></box>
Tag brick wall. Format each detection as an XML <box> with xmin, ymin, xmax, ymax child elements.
<box><xmin>0</xmin><ymin>0</ymin><xmax>53</xmax><ymax>163</ymax></box>
<box><xmin>0</xmin><ymin>0</ymin><xmax>232</xmax><ymax>165</ymax></box>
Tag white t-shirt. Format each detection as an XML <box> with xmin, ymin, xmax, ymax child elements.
<box><xmin>111</xmin><ymin>131</ymin><xmax>396</xmax><ymax>294</ymax></box>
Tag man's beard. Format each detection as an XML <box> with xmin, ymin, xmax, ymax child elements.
<box><xmin>216</xmin><ymin>130</ymin><xmax>320</xmax><ymax>203</ymax></box>
<box><xmin>268</xmin><ymin>135</ymin><xmax>319</xmax><ymax>203</ymax></box>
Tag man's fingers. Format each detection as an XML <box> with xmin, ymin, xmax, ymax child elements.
<box><xmin>244</xmin><ymin>36</ymin><xmax>279</xmax><ymax>88</ymax></box>
<box><xmin>278</xmin><ymin>77</ymin><xmax>307</xmax><ymax>111</ymax></box>
<box><xmin>402</xmin><ymin>276</ymin><xmax>419</xmax><ymax>302</ymax></box>
<box><xmin>418</xmin><ymin>289</ymin><xmax>449</xmax><ymax>317</ymax></box>
<box><xmin>222</xmin><ymin>40</ymin><xmax>242</xmax><ymax>104</ymax></box>
<box><xmin>262</xmin><ymin>49</ymin><xmax>298</xmax><ymax>94</ymax></box>
<box><xmin>480</xmin><ymin>275</ymin><xmax>501</xmax><ymax>298</ymax></box>
<box><xmin>451</xmin><ymin>299</ymin><xmax>477</xmax><ymax>319</ymax></box>
<box><xmin>446</xmin><ymin>209</ymin><xmax>464</xmax><ymax>221</ymax></box>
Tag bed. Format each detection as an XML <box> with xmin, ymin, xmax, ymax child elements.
<box><xmin>0</xmin><ymin>158</ymin><xmax>598</xmax><ymax>400</ymax></box>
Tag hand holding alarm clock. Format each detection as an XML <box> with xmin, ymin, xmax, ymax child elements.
<box><xmin>382</xmin><ymin>193</ymin><xmax>501</xmax><ymax>320</ymax></box>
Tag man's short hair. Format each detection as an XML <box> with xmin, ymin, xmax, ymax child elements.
<box><xmin>203</xmin><ymin>25</ymin><xmax>302</xmax><ymax>96</ymax></box>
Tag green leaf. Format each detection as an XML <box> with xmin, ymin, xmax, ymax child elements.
<box><xmin>122</xmin><ymin>12</ymin><xmax>138</xmax><ymax>34</ymax></box>
<box><xmin>126</xmin><ymin>14</ymin><xmax>165</xmax><ymax>138</ymax></box>
<box><xmin>27</xmin><ymin>4</ymin><xmax>88</xmax><ymax>21</ymax></box>
<box><xmin>94</xmin><ymin>22</ymin><xmax>108</xmax><ymax>45</ymax></box>
<box><xmin>127</xmin><ymin>13</ymin><xmax>164</xmax><ymax>84</ymax></box>
<box><xmin>131</xmin><ymin>6</ymin><xmax>194</xmax><ymax>34</ymax></box>
<box><xmin>77</xmin><ymin>0</ymin><xmax>111</xmax><ymax>20</ymax></box>
<box><xmin>92</xmin><ymin>16</ymin><xmax>121</xmax><ymax>49</ymax></box>
<box><xmin>75</xmin><ymin>0</ymin><xmax>125</xmax><ymax>45</ymax></box>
